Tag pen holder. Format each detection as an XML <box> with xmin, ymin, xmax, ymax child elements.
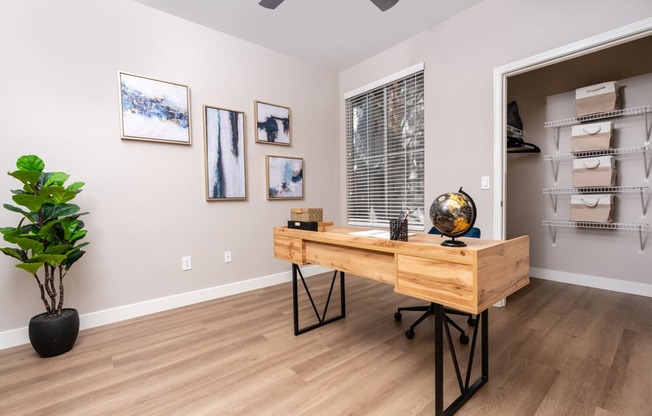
<box><xmin>389</xmin><ymin>219</ymin><xmax>408</xmax><ymax>241</ymax></box>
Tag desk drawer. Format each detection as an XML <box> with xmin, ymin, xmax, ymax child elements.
<box><xmin>305</xmin><ymin>241</ymin><xmax>395</xmax><ymax>284</ymax></box>
<box><xmin>395</xmin><ymin>255</ymin><xmax>476</xmax><ymax>313</ymax></box>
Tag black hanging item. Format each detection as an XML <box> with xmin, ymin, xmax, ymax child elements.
<box><xmin>507</xmin><ymin>101</ymin><xmax>523</xmax><ymax>130</ymax></box>
<box><xmin>506</xmin><ymin>100</ymin><xmax>540</xmax><ymax>154</ymax></box>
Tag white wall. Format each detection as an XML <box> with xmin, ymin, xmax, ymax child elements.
<box><xmin>339</xmin><ymin>0</ymin><xmax>652</xmax><ymax>236</ymax></box>
<box><xmin>0</xmin><ymin>0</ymin><xmax>340</xmax><ymax>344</ymax></box>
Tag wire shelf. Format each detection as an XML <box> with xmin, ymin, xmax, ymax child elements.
<box><xmin>543</xmin><ymin>146</ymin><xmax>650</xmax><ymax>161</ymax></box>
<box><xmin>542</xmin><ymin>220</ymin><xmax>649</xmax><ymax>230</ymax></box>
<box><xmin>542</xmin><ymin>185</ymin><xmax>651</xmax><ymax>194</ymax></box>
<box><xmin>544</xmin><ymin>105</ymin><xmax>652</xmax><ymax>128</ymax></box>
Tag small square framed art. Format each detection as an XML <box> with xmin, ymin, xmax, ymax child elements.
<box><xmin>265</xmin><ymin>155</ymin><xmax>303</xmax><ymax>200</ymax></box>
<box><xmin>255</xmin><ymin>101</ymin><xmax>291</xmax><ymax>145</ymax></box>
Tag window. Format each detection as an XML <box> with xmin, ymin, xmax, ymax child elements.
<box><xmin>345</xmin><ymin>66</ymin><xmax>425</xmax><ymax>230</ymax></box>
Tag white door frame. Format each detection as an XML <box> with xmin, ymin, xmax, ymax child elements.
<box><xmin>492</xmin><ymin>17</ymin><xmax>652</xmax><ymax>240</ymax></box>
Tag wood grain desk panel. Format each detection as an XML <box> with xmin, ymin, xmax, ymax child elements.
<box><xmin>305</xmin><ymin>242</ymin><xmax>396</xmax><ymax>285</ymax></box>
<box><xmin>273</xmin><ymin>225</ymin><xmax>530</xmax><ymax>314</ymax></box>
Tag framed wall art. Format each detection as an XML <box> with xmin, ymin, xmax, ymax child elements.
<box><xmin>204</xmin><ymin>105</ymin><xmax>247</xmax><ymax>200</ymax></box>
<box><xmin>119</xmin><ymin>72</ymin><xmax>191</xmax><ymax>145</ymax></box>
<box><xmin>265</xmin><ymin>155</ymin><xmax>303</xmax><ymax>200</ymax></box>
<box><xmin>255</xmin><ymin>101</ymin><xmax>291</xmax><ymax>145</ymax></box>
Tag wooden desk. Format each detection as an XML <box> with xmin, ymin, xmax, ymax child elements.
<box><xmin>273</xmin><ymin>225</ymin><xmax>530</xmax><ymax>416</ymax></box>
<box><xmin>274</xmin><ymin>225</ymin><xmax>529</xmax><ymax>313</ymax></box>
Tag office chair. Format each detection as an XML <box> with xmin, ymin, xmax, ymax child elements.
<box><xmin>393</xmin><ymin>226</ymin><xmax>481</xmax><ymax>343</ymax></box>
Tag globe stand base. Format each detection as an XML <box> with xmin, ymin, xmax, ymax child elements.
<box><xmin>441</xmin><ymin>238</ymin><xmax>466</xmax><ymax>247</ymax></box>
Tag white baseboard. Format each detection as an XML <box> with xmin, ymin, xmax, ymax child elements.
<box><xmin>530</xmin><ymin>267</ymin><xmax>652</xmax><ymax>297</ymax></box>
<box><xmin>0</xmin><ymin>265</ymin><xmax>330</xmax><ymax>351</ymax></box>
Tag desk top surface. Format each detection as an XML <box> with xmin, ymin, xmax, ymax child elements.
<box><xmin>274</xmin><ymin>225</ymin><xmax>520</xmax><ymax>255</ymax></box>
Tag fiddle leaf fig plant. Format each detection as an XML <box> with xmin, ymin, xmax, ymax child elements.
<box><xmin>1</xmin><ymin>155</ymin><xmax>89</xmax><ymax>316</ymax></box>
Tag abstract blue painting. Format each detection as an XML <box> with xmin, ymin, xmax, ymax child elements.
<box><xmin>255</xmin><ymin>101</ymin><xmax>291</xmax><ymax>145</ymax></box>
<box><xmin>204</xmin><ymin>106</ymin><xmax>247</xmax><ymax>200</ymax></box>
<box><xmin>119</xmin><ymin>72</ymin><xmax>191</xmax><ymax>144</ymax></box>
<box><xmin>266</xmin><ymin>155</ymin><xmax>303</xmax><ymax>200</ymax></box>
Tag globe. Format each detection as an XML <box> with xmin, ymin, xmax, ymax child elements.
<box><xmin>429</xmin><ymin>188</ymin><xmax>477</xmax><ymax>247</ymax></box>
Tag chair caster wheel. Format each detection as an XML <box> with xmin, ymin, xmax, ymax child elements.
<box><xmin>467</xmin><ymin>317</ymin><xmax>476</xmax><ymax>326</ymax></box>
<box><xmin>394</xmin><ymin>312</ymin><xmax>402</xmax><ymax>321</ymax></box>
<box><xmin>459</xmin><ymin>334</ymin><xmax>469</xmax><ymax>344</ymax></box>
<box><xmin>405</xmin><ymin>330</ymin><xmax>415</xmax><ymax>339</ymax></box>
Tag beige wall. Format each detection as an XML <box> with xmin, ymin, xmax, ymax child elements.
<box><xmin>0</xmin><ymin>0</ymin><xmax>339</xmax><ymax>336</ymax></box>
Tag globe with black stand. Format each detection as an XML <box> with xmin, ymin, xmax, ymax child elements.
<box><xmin>429</xmin><ymin>187</ymin><xmax>477</xmax><ymax>247</ymax></box>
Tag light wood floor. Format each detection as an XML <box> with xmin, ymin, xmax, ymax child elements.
<box><xmin>1</xmin><ymin>275</ymin><xmax>651</xmax><ymax>416</ymax></box>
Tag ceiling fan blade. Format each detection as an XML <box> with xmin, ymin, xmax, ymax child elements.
<box><xmin>259</xmin><ymin>0</ymin><xmax>285</xmax><ymax>9</ymax></box>
<box><xmin>370</xmin><ymin>0</ymin><xmax>399</xmax><ymax>11</ymax></box>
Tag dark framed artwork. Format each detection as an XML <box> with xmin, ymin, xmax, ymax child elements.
<box><xmin>255</xmin><ymin>101</ymin><xmax>291</xmax><ymax>145</ymax></box>
<box><xmin>204</xmin><ymin>105</ymin><xmax>247</xmax><ymax>200</ymax></box>
<box><xmin>119</xmin><ymin>72</ymin><xmax>191</xmax><ymax>145</ymax></box>
<box><xmin>265</xmin><ymin>155</ymin><xmax>303</xmax><ymax>200</ymax></box>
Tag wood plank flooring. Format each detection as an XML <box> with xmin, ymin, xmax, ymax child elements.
<box><xmin>0</xmin><ymin>275</ymin><xmax>650</xmax><ymax>416</ymax></box>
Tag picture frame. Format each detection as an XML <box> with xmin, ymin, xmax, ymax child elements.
<box><xmin>255</xmin><ymin>101</ymin><xmax>291</xmax><ymax>145</ymax></box>
<box><xmin>119</xmin><ymin>72</ymin><xmax>191</xmax><ymax>145</ymax></box>
<box><xmin>265</xmin><ymin>155</ymin><xmax>304</xmax><ymax>200</ymax></box>
<box><xmin>203</xmin><ymin>105</ymin><xmax>247</xmax><ymax>201</ymax></box>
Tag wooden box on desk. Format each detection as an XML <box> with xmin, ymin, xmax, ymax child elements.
<box><xmin>570</xmin><ymin>121</ymin><xmax>613</xmax><ymax>153</ymax></box>
<box><xmin>290</xmin><ymin>208</ymin><xmax>323</xmax><ymax>222</ymax></box>
<box><xmin>575</xmin><ymin>81</ymin><xmax>620</xmax><ymax>117</ymax></box>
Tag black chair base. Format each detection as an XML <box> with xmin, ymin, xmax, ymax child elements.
<box><xmin>395</xmin><ymin>303</ymin><xmax>476</xmax><ymax>343</ymax></box>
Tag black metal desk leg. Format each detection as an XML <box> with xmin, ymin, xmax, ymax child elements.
<box><xmin>292</xmin><ymin>264</ymin><xmax>346</xmax><ymax>336</ymax></box>
<box><xmin>434</xmin><ymin>303</ymin><xmax>445</xmax><ymax>416</ymax></box>
<box><xmin>433</xmin><ymin>305</ymin><xmax>490</xmax><ymax>416</ymax></box>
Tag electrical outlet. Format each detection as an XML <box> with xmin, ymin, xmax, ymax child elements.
<box><xmin>224</xmin><ymin>251</ymin><xmax>232</xmax><ymax>263</ymax></box>
<box><xmin>181</xmin><ymin>256</ymin><xmax>192</xmax><ymax>271</ymax></box>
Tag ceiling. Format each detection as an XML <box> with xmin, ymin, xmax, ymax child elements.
<box><xmin>131</xmin><ymin>0</ymin><xmax>484</xmax><ymax>71</ymax></box>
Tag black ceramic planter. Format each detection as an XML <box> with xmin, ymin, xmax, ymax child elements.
<box><xmin>28</xmin><ymin>308</ymin><xmax>80</xmax><ymax>358</ymax></box>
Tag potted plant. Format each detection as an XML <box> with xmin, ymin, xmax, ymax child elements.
<box><xmin>1</xmin><ymin>155</ymin><xmax>89</xmax><ymax>357</ymax></box>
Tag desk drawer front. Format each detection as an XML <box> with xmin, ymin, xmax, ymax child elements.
<box><xmin>273</xmin><ymin>236</ymin><xmax>306</xmax><ymax>264</ymax></box>
<box><xmin>306</xmin><ymin>242</ymin><xmax>395</xmax><ymax>284</ymax></box>
<box><xmin>395</xmin><ymin>255</ymin><xmax>476</xmax><ymax>313</ymax></box>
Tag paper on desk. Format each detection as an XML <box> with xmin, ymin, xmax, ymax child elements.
<box><xmin>348</xmin><ymin>230</ymin><xmax>415</xmax><ymax>239</ymax></box>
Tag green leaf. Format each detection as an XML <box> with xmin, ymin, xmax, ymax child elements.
<box><xmin>67</xmin><ymin>181</ymin><xmax>85</xmax><ymax>192</ymax></box>
<box><xmin>69</xmin><ymin>229</ymin><xmax>87</xmax><ymax>242</ymax></box>
<box><xmin>29</xmin><ymin>254</ymin><xmax>67</xmax><ymax>266</ymax></box>
<box><xmin>63</xmin><ymin>249</ymin><xmax>85</xmax><ymax>269</ymax></box>
<box><xmin>12</xmin><ymin>193</ymin><xmax>47</xmax><ymax>212</ymax></box>
<box><xmin>16</xmin><ymin>155</ymin><xmax>45</xmax><ymax>172</ymax></box>
<box><xmin>45</xmin><ymin>244</ymin><xmax>73</xmax><ymax>255</ymax></box>
<box><xmin>14</xmin><ymin>237</ymin><xmax>44</xmax><ymax>254</ymax></box>
<box><xmin>16</xmin><ymin>262</ymin><xmax>43</xmax><ymax>274</ymax></box>
<box><xmin>44</xmin><ymin>185</ymin><xmax>77</xmax><ymax>204</ymax></box>
<box><xmin>2</xmin><ymin>203</ymin><xmax>35</xmax><ymax>220</ymax></box>
<box><xmin>8</xmin><ymin>170</ymin><xmax>42</xmax><ymax>188</ymax></box>
<box><xmin>44</xmin><ymin>172</ymin><xmax>70</xmax><ymax>187</ymax></box>
<box><xmin>0</xmin><ymin>226</ymin><xmax>21</xmax><ymax>240</ymax></box>
<box><xmin>40</xmin><ymin>203</ymin><xmax>80</xmax><ymax>222</ymax></box>
<box><xmin>0</xmin><ymin>247</ymin><xmax>27</xmax><ymax>261</ymax></box>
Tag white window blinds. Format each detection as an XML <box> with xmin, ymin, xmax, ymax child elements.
<box><xmin>345</xmin><ymin>68</ymin><xmax>425</xmax><ymax>230</ymax></box>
